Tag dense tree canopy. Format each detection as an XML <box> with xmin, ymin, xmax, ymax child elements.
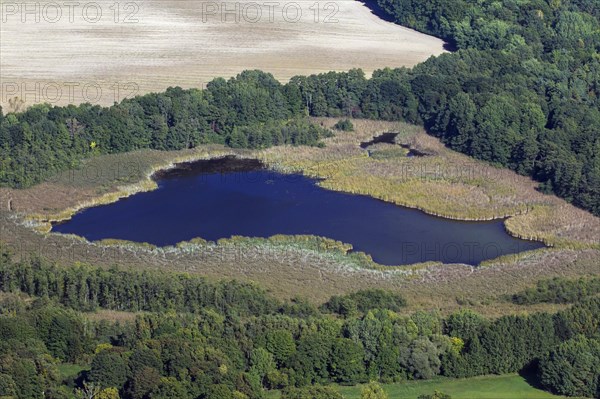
<box><xmin>511</xmin><ymin>276</ymin><xmax>600</xmax><ymax>305</ymax></box>
<box><xmin>0</xmin><ymin>72</ymin><xmax>331</xmax><ymax>189</ymax></box>
<box><xmin>1</xmin><ymin>0</ymin><xmax>600</xmax><ymax>397</ymax></box>
<box><xmin>540</xmin><ymin>335</ymin><xmax>600</xmax><ymax>397</ymax></box>
<box><xmin>0</xmin><ymin>247</ymin><xmax>598</xmax><ymax>398</ymax></box>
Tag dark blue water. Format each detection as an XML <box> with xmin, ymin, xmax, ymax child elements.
<box><xmin>53</xmin><ymin>157</ymin><xmax>544</xmax><ymax>265</ymax></box>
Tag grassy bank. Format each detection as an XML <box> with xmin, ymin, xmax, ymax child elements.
<box><xmin>0</xmin><ymin>119</ymin><xmax>598</xmax><ymax>312</ymax></box>
<box><xmin>266</xmin><ymin>374</ymin><xmax>571</xmax><ymax>399</ymax></box>
<box><xmin>259</xmin><ymin>119</ymin><xmax>600</xmax><ymax>250</ymax></box>
<box><xmin>16</xmin><ymin>147</ymin><xmax>243</xmax><ymax>231</ymax></box>
<box><xmin>4</xmin><ymin>118</ymin><xmax>598</xmax><ymax>250</ymax></box>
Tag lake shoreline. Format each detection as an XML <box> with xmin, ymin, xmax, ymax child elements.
<box><xmin>10</xmin><ymin>118</ymin><xmax>599</xmax><ymax>272</ymax></box>
<box><xmin>2</xmin><ymin>119</ymin><xmax>598</xmax><ymax>307</ymax></box>
<box><xmin>43</xmin><ymin>154</ymin><xmax>544</xmax><ymax>267</ymax></box>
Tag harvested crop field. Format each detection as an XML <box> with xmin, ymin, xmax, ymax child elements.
<box><xmin>0</xmin><ymin>0</ymin><xmax>446</xmax><ymax>108</ymax></box>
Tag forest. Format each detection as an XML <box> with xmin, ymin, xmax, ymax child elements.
<box><xmin>0</xmin><ymin>247</ymin><xmax>599</xmax><ymax>398</ymax></box>
<box><xmin>1</xmin><ymin>2</ymin><xmax>600</xmax><ymax>396</ymax></box>
<box><xmin>510</xmin><ymin>276</ymin><xmax>600</xmax><ymax>305</ymax></box>
<box><xmin>1</xmin><ymin>0</ymin><xmax>600</xmax><ymax>215</ymax></box>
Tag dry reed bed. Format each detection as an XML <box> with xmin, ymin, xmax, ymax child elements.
<box><xmin>1</xmin><ymin>118</ymin><xmax>598</xmax><ymax>249</ymax></box>
<box><xmin>259</xmin><ymin>119</ymin><xmax>600</xmax><ymax>248</ymax></box>
<box><xmin>0</xmin><ymin>146</ymin><xmax>245</xmax><ymax>229</ymax></box>
<box><xmin>0</xmin><ymin>118</ymin><xmax>599</xmax><ymax>312</ymax></box>
<box><xmin>1</xmin><ymin>208</ymin><xmax>598</xmax><ymax>314</ymax></box>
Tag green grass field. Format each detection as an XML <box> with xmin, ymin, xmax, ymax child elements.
<box><xmin>267</xmin><ymin>374</ymin><xmax>573</xmax><ymax>399</ymax></box>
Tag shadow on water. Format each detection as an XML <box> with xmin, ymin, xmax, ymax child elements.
<box><xmin>360</xmin><ymin>133</ymin><xmax>399</xmax><ymax>149</ymax></box>
<box><xmin>400</xmin><ymin>144</ymin><xmax>430</xmax><ymax>157</ymax></box>
<box><xmin>360</xmin><ymin>133</ymin><xmax>429</xmax><ymax>157</ymax></box>
<box><xmin>52</xmin><ymin>157</ymin><xmax>545</xmax><ymax>266</ymax></box>
<box><xmin>153</xmin><ymin>157</ymin><xmax>264</xmax><ymax>179</ymax></box>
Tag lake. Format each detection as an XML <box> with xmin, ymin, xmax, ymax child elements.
<box><xmin>52</xmin><ymin>157</ymin><xmax>544</xmax><ymax>265</ymax></box>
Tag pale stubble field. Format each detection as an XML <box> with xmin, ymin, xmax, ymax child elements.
<box><xmin>0</xmin><ymin>0</ymin><xmax>446</xmax><ymax>108</ymax></box>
